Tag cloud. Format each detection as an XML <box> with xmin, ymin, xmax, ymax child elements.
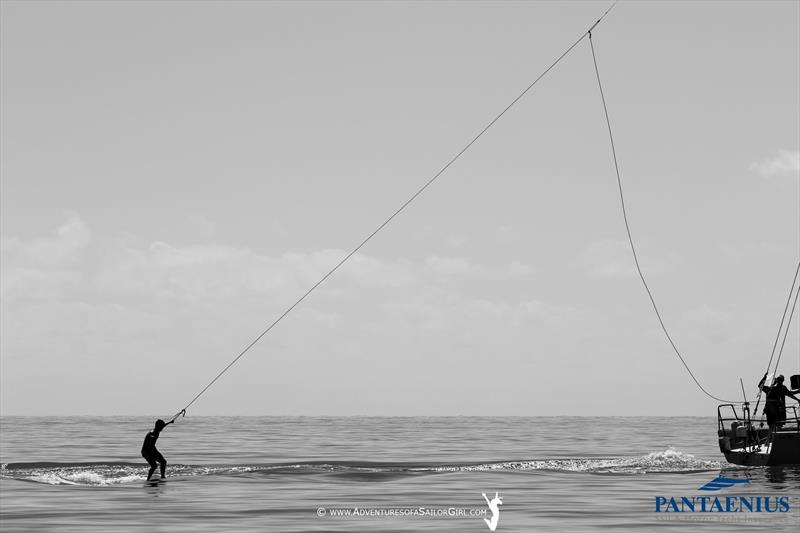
<box><xmin>3</xmin><ymin>216</ymin><xmax>551</xmax><ymax>370</ymax></box>
<box><xmin>509</xmin><ymin>260</ymin><xmax>535</xmax><ymax>276</ymax></box>
<box><xmin>183</xmin><ymin>214</ymin><xmax>218</xmax><ymax>239</ymax></box>
<box><xmin>578</xmin><ymin>239</ymin><xmax>679</xmax><ymax>278</ymax></box>
<box><xmin>717</xmin><ymin>241</ymin><xmax>792</xmax><ymax>259</ymax></box>
<box><xmin>372</xmin><ymin>294</ymin><xmax>576</xmax><ymax>337</ymax></box>
<box><xmin>579</xmin><ymin>239</ymin><xmax>637</xmax><ymax>278</ymax></box>
<box><xmin>445</xmin><ymin>235</ymin><xmax>468</xmax><ymax>249</ymax></box>
<box><xmin>0</xmin><ymin>267</ymin><xmax>82</xmax><ymax>300</ymax></box>
<box><xmin>496</xmin><ymin>224</ymin><xmax>522</xmax><ymax>245</ymax></box>
<box><xmin>94</xmin><ymin>243</ymin><xmax>425</xmax><ymax>303</ymax></box>
<box><xmin>326</xmin><ymin>252</ymin><xmax>415</xmax><ymax>289</ymax></box>
<box><xmin>519</xmin><ymin>300</ymin><xmax>576</xmax><ymax>322</ymax></box>
<box><xmin>1</xmin><ymin>213</ymin><xmax>90</xmax><ymax>298</ymax></box>
<box><xmin>1</xmin><ymin>213</ymin><xmax>544</xmax><ymax>314</ymax></box>
<box><xmin>750</xmin><ymin>150</ymin><xmax>800</xmax><ymax>178</ymax></box>
<box><xmin>682</xmin><ymin>305</ymin><xmax>730</xmax><ymax>324</ymax></box>
<box><xmin>426</xmin><ymin>255</ymin><xmax>473</xmax><ymax>275</ymax></box>
<box><xmin>1</xmin><ymin>212</ymin><xmax>90</xmax><ymax>265</ymax></box>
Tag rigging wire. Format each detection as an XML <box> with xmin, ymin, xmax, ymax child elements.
<box><xmin>754</xmin><ymin>261</ymin><xmax>800</xmax><ymax>413</ymax></box>
<box><xmin>170</xmin><ymin>2</ymin><xmax>620</xmax><ymax>420</ymax></box>
<box><xmin>772</xmin><ymin>274</ymin><xmax>800</xmax><ymax>376</ymax></box>
<box><xmin>588</xmin><ymin>31</ymin><xmax>735</xmax><ymax>403</ymax></box>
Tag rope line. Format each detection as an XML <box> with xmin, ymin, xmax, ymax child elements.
<box><xmin>171</xmin><ymin>2</ymin><xmax>620</xmax><ymax>419</ymax></box>
<box><xmin>588</xmin><ymin>31</ymin><xmax>734</xmax><ymax>403</ymax></box>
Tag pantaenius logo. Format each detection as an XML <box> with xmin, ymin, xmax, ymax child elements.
<box><xmin>654</xmin><ymin>476</ymin><xmax>791</xmax><ymax>514</ymax></box>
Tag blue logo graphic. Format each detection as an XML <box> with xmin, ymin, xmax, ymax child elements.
<box><xmin>654</xmin><ymin>475</ymin><xmax>790</xmax><ymax>514</ymax></box>
<box><xmin>698</xmin><ymin>477</ymin><xmax>750</xmax><ymax>491</ymax></box>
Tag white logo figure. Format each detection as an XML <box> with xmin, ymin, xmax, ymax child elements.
<box><xmin>481</xmin><ymin>492</ymin><xmax>503</xmax><ymax>531</ymax></box>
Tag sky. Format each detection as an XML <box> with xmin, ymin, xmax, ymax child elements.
<box><xmin>1</xmin><ymin>0</ymin><xmax>798</xmax><ymax>416</ymax></box>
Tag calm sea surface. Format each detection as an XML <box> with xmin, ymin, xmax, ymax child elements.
<box><xmin>1</xmin><ymin>416</ymin><xmax>798</xmax><ymax>532</ymax></box>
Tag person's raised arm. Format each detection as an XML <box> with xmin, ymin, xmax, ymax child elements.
<box><xmin>167</xmin><ymin>409</ymin><xmax>186</xmax><ymax>426</ymax></box>
<box><xmin>759</xmin><ymin>373</ymin><xmax>769</xmax><ymax>392</ymax></box>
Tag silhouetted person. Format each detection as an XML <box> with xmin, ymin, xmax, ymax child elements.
<box><xmin>759</xmin><ymin>373</ymin><xmax>800</xmax><ymax>430</ymax></box>
<box><xmin>141</xmin><ymin>419</ymin><xmax>174</xmax><ymax>481</ymax></box>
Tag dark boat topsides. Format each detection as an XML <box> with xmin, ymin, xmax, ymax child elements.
<box><xmin>718</xmin><ymin>403</ymin><xmax>800</xmax><ymax>466</ymax></box>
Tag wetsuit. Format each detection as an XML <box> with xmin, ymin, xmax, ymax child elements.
<box><xmin>141</xmin><ymin>430</ymin><xmax>167</xmax><ymax>479</ymax></box>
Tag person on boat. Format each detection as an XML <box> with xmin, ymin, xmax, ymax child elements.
<box><xmin>758</xmin><ymin>373</ymin><xmax>800</xmax><ymax>430</ymax></box>
<box><xmin>141</xmin><ymin>418</ymin><xmax>174</xmax><ymax>481</ymax></box>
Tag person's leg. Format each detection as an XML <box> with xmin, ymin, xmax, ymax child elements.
<box><xmin>144</xmin><ymin>455</ymin><xmax>157</xmax><ymax>480</ymax></box>
<box><xmin>766</xmin><ymin>408</ymin><xmax>778</xmax><ymax>432</ymax></box>
<box><xmin>778</xmin><ymin>404</ymin><xmax>786</xmax><ymax>427</ymax></box>
<box><xmin>155</xmin><ymin>451</ymin><xmax>167</xmax><ymax>478</ymax></box>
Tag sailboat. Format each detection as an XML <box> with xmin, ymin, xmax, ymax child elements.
<box><xmin>717</xmin><ymin>374</ymin><xmax>800</xmax><ymax>466</ymax></box>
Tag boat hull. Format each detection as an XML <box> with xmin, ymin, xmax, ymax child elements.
<box><xmin>723</xmin><ymin>430</ymin><xmax>800</xmax><ymax>466</ymax></box>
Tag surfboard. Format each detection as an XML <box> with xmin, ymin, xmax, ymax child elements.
<box><xmin>144</xmin><ymin>478</ymin><xmax>166</xmax><ymax>486</ymax></box>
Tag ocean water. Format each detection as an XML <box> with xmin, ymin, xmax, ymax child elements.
<box><xmin>1</xmin><ymin>416</ymin><xmax>798</xmax><ymax>532</ymax></box>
